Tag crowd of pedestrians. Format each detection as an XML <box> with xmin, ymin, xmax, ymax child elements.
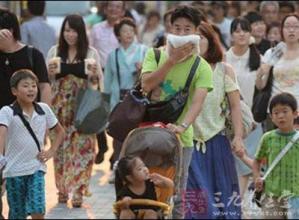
<box><xmin>0</xmin><ymin>0</ymin><xmax>299</xmax><ymax>219</ymax></box>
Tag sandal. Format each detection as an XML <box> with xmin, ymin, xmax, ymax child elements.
<box><xmin>72</xmin><ymin>192</ymin><xmax>83</xmax><ymax>208</ymax></box>
<box><xmin>58</xmin><ymin>192</ymin><xmax>69</xmax><ymax>203</ymax></box>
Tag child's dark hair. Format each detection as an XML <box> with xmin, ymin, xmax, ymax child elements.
<box><xmin>244</xmin><ymin>11</ymin><xmax>263</xmax><ymax>25</ymax></box>
<box><xmin>266</xmin><ymin>21</ymin><xmax>281</xmax><ymax>39</ymax></box>
<box><xmin>116</xmin><ymin>156</ymin><xmax>139</xmax><ymax>185</ymax></box>
<box><xmin>10</xmin><ymin>69</ymin><xmax>39</xmax><ymax>88</ymax></box>
<box><xmin>269</xmin><ymin>92</ymin><xmax>298</xmax><ymax>114</ymax></box>
<box><xmin>170</xmin><ymin>5</ymin><xmax>201</xmax><ymax>27</ymax></box>
<box><xmin>230</xmin><ymin>17</ymin><xmax>261</xmax><ymax>71</ymax></box>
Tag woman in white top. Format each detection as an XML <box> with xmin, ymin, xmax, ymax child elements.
<box><xmin>225</xmin><ymin>17</ymin><xmax>263</xmax><ymax>200</ymax></box>
<box><xmin>256</xmin><ymin>14</ymin><xmax>299</xmax><ymax>131</ymax></box>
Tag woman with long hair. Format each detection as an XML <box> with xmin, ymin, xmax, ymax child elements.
<box><xmin>225</xmin><ymin>17</ymin><xmax>263</xmax><ymax>208</ymax></box>
<box><xmin>46</xmin><ymin>14</ymin><xmax>103</xmax><ymax>208</ymax></box>
<box><xmin>185</xmin><ymin>22</ymin><xmax>244</xmax><ymax>219</ymax></box>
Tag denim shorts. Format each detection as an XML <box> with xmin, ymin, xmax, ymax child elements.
<box><xmin>288</xmin><ymin>197</ymin><xmax>299</xmax><ymax>219</ymax></box>
<box><xmin>6</xmin><ymin>170</ymin><xmax>45</xmax><ymax>219</ymax></box>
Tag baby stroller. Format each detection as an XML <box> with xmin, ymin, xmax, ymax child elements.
<box><xmin>113</xmin><ymin>122</ymin><xmax>182</xmax><ymax>219</ymax></box>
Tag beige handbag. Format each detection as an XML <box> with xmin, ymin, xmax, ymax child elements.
<box><xmin>221</xmin><ymin>63</ymin><xmax>257</xmax><ymax>139</ymax></box>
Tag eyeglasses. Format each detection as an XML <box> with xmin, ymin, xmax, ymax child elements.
<box><xmin>283</xmin><ymin>25</ymin><xmax>299</xmax><ymax>30</ymax></box>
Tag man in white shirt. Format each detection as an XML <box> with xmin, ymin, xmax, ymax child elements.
<box><xmin>90</xmin><ymin>1</ymin><xmax>126</xmax><ymax>68</ymax></box>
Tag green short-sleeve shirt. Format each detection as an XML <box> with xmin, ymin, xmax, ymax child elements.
<box><xmin>255</xmin><ymin>130</ymin><xmax>299</xmax><ymax>197</ymax></box>
<box><xmin>141</xmin><ymin>48</ymin><xmax>213</xmax><ymax>147</ymax></box>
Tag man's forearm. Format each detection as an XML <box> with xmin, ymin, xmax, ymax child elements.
<box><xmin>141</xmin><ymin>59</ymin><xmax>174</xmax><ymax>93</ymax></box>
<box><xmin>181</xmin><ymin>88</ymin><xmax>208</xmax><ymax>126</ymax></box>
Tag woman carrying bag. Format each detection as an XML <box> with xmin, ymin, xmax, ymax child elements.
<box><xmin>185</xmin><ymin>22</ymin><xmax>244</xmax><ymax>219</ymax></box>
<box><xmin>104</xmin><ymin>17</ymin><xmax>148</xmax><ymax>180</ymax></box>
<box><xmin>46</xmin><ymin>14</ymin><xmax>103</xmax><ymax>207</ymax></box>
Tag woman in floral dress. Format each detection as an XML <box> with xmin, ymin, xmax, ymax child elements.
<box><xmin>46</xmin><ymin>14</ymin><xmax>102</xmax><ymax>208</ymax></box>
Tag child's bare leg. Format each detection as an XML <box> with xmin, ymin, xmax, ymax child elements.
<box><xmin>239</xmin><ymin>174</ymin><xmax>250</xmax><ymax>199</ymax></box>
<box><xmin>143</xmin><ymin>209</ymin><xmax>158</xmax><ymax>219</ymax></box>
<box><xmin>31</xmin><ymin>213</ymin><xmax>44</xmax><ymax>219</ymax></box>
<box><xmin>119</xmin><ymin>209</ymin><xmax>136</xmax><ymax>219</ymax></box>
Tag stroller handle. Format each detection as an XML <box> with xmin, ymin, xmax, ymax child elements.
<box><xmin>114</xmin><ymin>199</ymin><xmax>170</xmax><ymax>215</ymax></box>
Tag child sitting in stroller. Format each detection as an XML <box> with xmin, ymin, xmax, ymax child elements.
<box><xmin>116</xmin><ymin>156</ymin><xmax>174</xmax><ymax>219</ymax></box>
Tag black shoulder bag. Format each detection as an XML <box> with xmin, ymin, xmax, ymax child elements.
<box><xmin>144</xmin><ymin>56</ymin><xmax>201</xmax><ymax>124</ymax></box>
<box><xmin>17</xmin><ymin>113</ymin><xmax>41</xmax><ymax>152</ymax></box>
<box><xmin>251</xmin><ymin>66</ymin><xmax>273</xmax><ymax>123</ymax></box>
<box><xmin>116</xmin><ymin>48</ymin><xmax>161</xmax><ymax>101</ymax></box>
<box><xmin>27</xmin><ymin>45</ymin><xmax>34</xmax><ymax>69</ymax></box>
<box><xmin>106</xmin><ymin>49</ymin><xmax>162</xmax><ymax>142</ymax></box>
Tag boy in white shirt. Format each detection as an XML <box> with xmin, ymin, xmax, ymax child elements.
<box><xmin>0</xmin><ymin>69</ymin><xmax>65</xmax><ymax>219</ymax></box>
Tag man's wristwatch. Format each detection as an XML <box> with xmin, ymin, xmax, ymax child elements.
<box><xmin>179</xmin><ymin>122</ymin><xmax>189</xmax><ymax>130</ymax></box>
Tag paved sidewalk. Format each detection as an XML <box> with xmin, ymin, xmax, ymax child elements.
<box><xmin>2</xmin><ymin>137</ymin><xmax>117</xmax><ymax>219</ymax></box>
<box><xmin>1</xmin><ymin>136</ymin><xmax>264</xmax><ymax>219</ymax></box>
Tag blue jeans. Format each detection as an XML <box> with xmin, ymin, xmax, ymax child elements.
<box><xmin>172</xmin><ymin>147</ymin><xmax>193</xmax><ymax>219</ymax></box>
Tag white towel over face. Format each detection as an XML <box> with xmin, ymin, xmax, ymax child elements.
<box><xmin>166</xmin><ymin>34</ymin><xmax>201</xmax><ymax>58</ymax></box>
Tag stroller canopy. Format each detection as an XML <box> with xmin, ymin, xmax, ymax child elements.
<box><xmin>121</xmin><ymin>126</ymin><xmax>181</xmax><ymax>168</ymax></box>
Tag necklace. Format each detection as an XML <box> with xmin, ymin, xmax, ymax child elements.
<box><xmin>5</xmin><ymin>57</ymin><xmax>9</xmax><ymax>65</ymax></box>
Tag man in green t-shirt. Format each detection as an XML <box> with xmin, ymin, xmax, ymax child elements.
<box><xmin>141</xmin><ymin>5</ymin><xmax>213</xmax><ymax>219</ymax></box>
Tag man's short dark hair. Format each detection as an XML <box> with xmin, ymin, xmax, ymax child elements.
<box><xmin>244</xmin><ymin>11</ymin><xmax>263</xmax><ymax>25</ymax></box>
<box><xmin>0</xmin><ymin>8</ymin><xmax>21</xmax><ymax>40</ymax></box>
<box><xmin>269</xmin><ymin>92</ymin><xmax>298</xmax><ymax>114</ymax></box>
<box><xmin>210</xmin><ymin>1</ymin><xmax>229</xmax><ymax>17</ymax></box>
<box><xmin>170</xmin><ymin>5</ymin><xmax>201</xmax><ymax>27</ymax></box>
<box><xmin>279</xmin><ymin>1</ymin><xmax>295</xmax><ymax>13</ymax></box>
<box><xmin>28</xmin><ymin>1</ymin><xmax>45</xmax><ymax>16</ymax></box>
<box><xmin>10</xmin><ymin>69</ymin><xmax>39</xmax><ymax>88</ymax></box>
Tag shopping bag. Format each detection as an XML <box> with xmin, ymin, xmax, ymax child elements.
<box><xmin>106</xmin><ymin>85</ymin><xmax>149</xmax><ymax>142</ymax></box>
<box><xmin>75</xmin><ymin>87</ymin><xmax>110</xmax><ymax>134</ymax></box>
